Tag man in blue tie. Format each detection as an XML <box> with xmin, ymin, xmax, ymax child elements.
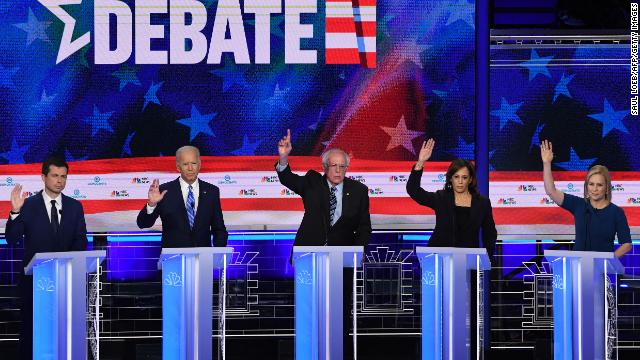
<box><xmin>5</xmin><ymin>156</ymin><xmax>88</xmax><ymax>360</ymax></box>
<box><xmin>137</xmin><ymin>145</ymin><xmax>228</xmax><ymax>247</ymax></box>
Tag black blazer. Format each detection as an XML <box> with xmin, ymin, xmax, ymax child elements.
<box><xmin>137</xmin><ymin>178</ymin><xmax>228</xmax><ymax>247</ymax></box>
<box><xmin>5</xmin><ymin>191</ymin><xmax>88</xmax><ymax>268</ymax></box>
<box><xmin>277</xmin><ymin>164</ymin><xmax>371</xmax><ymax>247</ymax></box>
<box><xmin>406</xmin><ymin>168</ymin><xmax>497</xmax><ymax>257</ymax></box>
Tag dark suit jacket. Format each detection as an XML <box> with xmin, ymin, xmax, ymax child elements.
<box><xmin>5</xmin><ymin>191</ymin><xmax>88</xmax><ymax>268</ymax></box>
<box><xmin>406</xmin><ymin>168</ymin><xmax>497</xmax><ymax>257</ymax></box>
<box><xmin>136</xmin><ymin>178</ymin><xmax>228</xmax><ymax>247</ymax></box>
<box><xmin>277</xmin><ymin>164</ymin><xmax>371</xmax><ymax>247</ymax></box>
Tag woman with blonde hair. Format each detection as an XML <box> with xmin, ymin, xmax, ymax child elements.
<box><xmin>540</xmin><ymin>140</ymin><xmax>631</xmax><ymax>257</ymax></box>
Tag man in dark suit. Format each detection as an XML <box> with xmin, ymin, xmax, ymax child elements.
<box><xmin>137</xmin><ymin>145</ymin><xmax>228</xmax><ymax>247</ymax></box>
<box><xmin>5</xmin><ymin>156</ymin><xmax>88</xmax><ymax>360</ymax></box>
<box><xmin>276</xmin><ymin>130</ymin><xmax>371</xmax><ymax>360</ymax></box>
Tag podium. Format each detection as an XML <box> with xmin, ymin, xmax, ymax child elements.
<box><xmin>416</xmin><ymin>247</ymin><xmax>491</xmax><ymax>360</ymax></box>
<box><xmin>158</xmin><ymin>247</ymin><xmax>233</xmax><ymax>360</ymax></box>
<box><xmin>25</xmin><ymin>250</ymin><xmax>106</xmax><ymax>360</ymax></box>
<box><xmin>292</xmin><ymin>246</ymin><xmax>363</xmax><ymax>360</ymax></box>
<box><xmin>544</xmin><ymin>250</ymin><xmax>625</xmax><ymax>360</ymax></box>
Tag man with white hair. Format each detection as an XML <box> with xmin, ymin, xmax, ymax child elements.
<box><xmin>276</xmin><ymin>129</ymin><xmax>371</xmax><ymax>248</ymax></box>
<box><xmin>137</xmin><ymin>145</ymin><xmax>228</xmax><ymax>247</ymax></box>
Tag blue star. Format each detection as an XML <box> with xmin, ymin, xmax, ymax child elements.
<box><xmin>588</xmin><ymin>99</ymin><xmax>629</xmax><ymax>137</ymax></box>
<box><xmin>529</xmin><ymin>122</ymin><xmax>545</xmax><ymax>153</ymax></box>
<box><xmin>490</xmin><ymin>97</ymin><xmax>524</xmax><ymax>130</ymax></box>
<box><xmin>553</xmin><ymin>73</ymin><xmax>575</xmax><ymax>102</ymax></box>
<box><xmin>264</xmin><ymin>84</ymin><xmax>290</xmax><ymax>111</ymax></box>
<box><xmin>556</xmin><ymin>147</ymin><xmax>596</xmax><ymax>170</ymax></box>
<box><xmin>84</xmin><ymin>105</ymin><xmax>114</xmax><ymax>136</ymax></box>
<box><xmin>446</xmin><ymin>0</ymin><xmax>475</xmax><ymax>28</ymax></box>
<box><xmin>308</xmin><ymin>108</ymin><xmax>323</xmax><ymax>131</ymax></box>
<box><xmin>210</xmin><ymin>59</ymin><xmax>249</xmax><ymax>92</ymax></box>
<box><xmin>0</xmin><ymin>138</ymin><xmax>29</xmax><ymax>164</ymax></box>
<box><xmin>64</xmin><ymin>149</ymin><xmax>88</xmax><ymax>162</ymax></box>
<box><xmin>488</xmin><ymin>149</ymin><xmax>497</xmax><ymax>171</ymax></box>
<box><xmin>0</xmin><ymin>64</ymin><xmax>19</xmax><ymax>90</ymax></box>
<box><xmin>177</xmin><ymin>105</ymin><xmax>216</xmax><ymax>141</ymax></box>
<box><xmin>231</xmin><ymin>135</ymin><xmax>260</xmax><ymax>155</ymax></box>
<box><xmin>143</xmin><ymin>81</ymin><xmax>163</xmax><ymax>111</ymax></box>
<box><xmin>14</xmin><ymin>8</ymin><xmax>51</xmax><ymax>47</ymax></box>
<box><xmin>448</xmin><ymin>136</ymin><xmax>474</xmax><ymax>159</ymax></box>
<box><xmin>112</xmin><ymin>65</ymin><xmax>141</xmax><ymax>91</ymax></box>
<box><xmin>121</xmin><ymin>132</ymin><xmax>135</xmax><ymax>156</ymax></box>
<box><xmin>40</xmin><ymin>89</ymin><xmax>56</xmax><ymax>104</ymax></box>
<box><xmin>519</xmin><ymin>49</ymin><xmax>554</xmax><ymax>81</ymax></box>
<box><xmin>432</xmin><ymin>89</ymin><xmax>448</xmax><ymax>98</ymax></box>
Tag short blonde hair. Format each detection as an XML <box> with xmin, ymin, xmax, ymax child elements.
<box><xmin>584</xmin><ymin>164</ymin><xmax>612</xmax><ymax>201</ymax></box>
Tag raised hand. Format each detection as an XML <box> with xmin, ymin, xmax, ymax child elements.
<box><xmin>278</xmin><ymin>129</ymin><xmax>292</xmax><ymax>161</ymax></box>
<box><xmin>10</xmin><ymin>184</ymin><xmax>26</xmax><ymax>212</ymax></box>
<box><xmin>418</xmin><ymin>139</ymin><xmax>435</xmax><ymax>163</ymax></box>
<box><xmin>147</xmin><ymin>179</ymin><xmax>167</xmax><ymax>207</ymax></box>
<box><xmin>540</xmin><ymin>140</ymin><xmax>554</xmax><ymax>164</ymax></box>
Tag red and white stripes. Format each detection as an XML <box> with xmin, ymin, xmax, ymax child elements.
<box><xmin>325</xmin><ymin>0</ymin><xmax>376</xmax><ymax>68</ymax></box>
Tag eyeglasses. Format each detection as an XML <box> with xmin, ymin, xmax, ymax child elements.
<box><xmin>327</xmin><ymin>164</ymin><xmax>348</xmax><ymax>171</ymax></box>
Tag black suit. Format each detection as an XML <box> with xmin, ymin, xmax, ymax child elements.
<box><xmin>276</xmin><ymin>164</ymin><xmax>371</xmax><ymax>247</ymax></box>
<box><xmin>5</xmin><ymin>191</ymin><xmax>88</xmax><ymax>360</ymax></box>
<box><xmin>406</xmin><ymin>168</ymin><xmax>497</xmax><ymax>257</ymax></box>
<box><xmin>137</xmin><ymin>178</ymin><xmax>228</xmax><ymax>247</ymax></box>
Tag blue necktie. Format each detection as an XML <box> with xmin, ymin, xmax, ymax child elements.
<box><xmin>50</xmin><ymin>200</ymin><xmax>60</xmax><ymax>234</ymax></box>
<box><xmin>329</xmin><ymin>186</ymin><xmax>337</xmax><ymax>226</ymax></box>
<box><xmin>186</xmin><ymin>185</ymin><xmax>195</xmax><ymax>229</ymax></box>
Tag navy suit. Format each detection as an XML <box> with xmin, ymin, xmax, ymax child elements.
<box><xmin>136</xmin><ymin>178</ymin><xmax>228</xmax><ymax>247</ymax></box>
<box><xmin>5</xmin><ymin>191</ymin><xmax>88</xmax><ymax>360</ymax></box>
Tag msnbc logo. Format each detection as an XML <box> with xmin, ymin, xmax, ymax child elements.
<box><xmin>388</xmin><ymin>175</ymin><xmax>407</xmax><ymax>183</ymax></box>
<box><xmin>280</xmin><ymin>188</ymin><xmax>297</xmax><ymax>196</ymax></box>
<box><xmin>111</xmin><ymin>190</ymin><xmax>130</xmax><ymax>198</ymax></box>
<box><xmin>497</xmin><ymin>197</ymin><xmax>516</xmax><ymax>205</ymax></box>
<box><xmin>239</xmin><ymin>189</ymin><xmax>258</xmax><ymax>196</ymax></box>
<box><xmin>261</xmin><ymin>176</ymin><xmax>280</xmax><ymax>183</ymax></box>
<box><xmin>368</xmin><ymin>187</ymin><xmax>383</xmax><ymax>195</ymax></box>
<box><xmin>131</xmin><ymin>177</ymin><xmax>150</xmax><ymax>184</ymax></box>
<box><xmin>517</xmin><ymin>185</ymin><xmax>537</xmax><ymax>192</ymax></box>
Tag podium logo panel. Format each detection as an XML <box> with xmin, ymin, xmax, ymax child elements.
<box><xmin>164</xmin><ymin>272</ymin><xmax>183</xmax><ymax>287</ymax></box>
<box><xmin>36</xmin><ymin>277</ymin><xmax>55</xmax><ymax>292</ymax></box>
<box><xmin>552</xmin><ymin>274</ymin><xmax>564</xmax><ymax>290</ymax></box>
<box><xmin>422</xmin><ymin>271</ymin><xmax>436</xmax><ymax>286</ymax></box>
<box><xmin>296</xmin><ymin>270</ymin><xmax>313</xmax><ymax>285</ymax></box>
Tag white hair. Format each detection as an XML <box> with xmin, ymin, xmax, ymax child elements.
<box><xmin>321</xmin><ymin>148</ymin><xmax>350</xmax><ymax>169</ymax></box>
<box><xmin>175</xmin><ymin>145</ymin><xmax>201</xmax><ymax>163</ymax></box>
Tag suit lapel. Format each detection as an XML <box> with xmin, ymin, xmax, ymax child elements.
<box><xmin>337</xmin><ymin>179</ymin><xmax>351</xmax><ymax>225</ymax></box>
<box><xmin>36</xmin><ymin>191</ymin><xmax>57</xmax><ymax>244</ymax></box>
<box><xmin>59</xmin><ymin>194</ymin><xmax>68</xmax><ymax>240</ymax></box>
<box><xmin>192</xmin><ymin>180</ymin><xmax>207</xmax><ymax>231</ymax></box>
<box><xmin>321</xmin><ymin>175</ymin><xmax>330</xmax><ymax>227</ymax></box>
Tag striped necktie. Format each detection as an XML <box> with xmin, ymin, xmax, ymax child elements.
<box><xmin>186</xmin><ymin>185</ymin><xmax>195</xmax><ymax>229</ymax></box>
<box><xmin>329</xmin><ymin>186</ymin><xmax>337</xmax><ymax>226</ymax></box>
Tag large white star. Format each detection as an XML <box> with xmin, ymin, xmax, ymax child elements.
<box><xmin>380</xmin><ymin>116</ymin><xmax>423</xmax><ymax>155</ymax></box>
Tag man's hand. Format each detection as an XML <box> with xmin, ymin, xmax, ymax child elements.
<box><xmin>10</xmin><ymin>184</ymin><xmax>26</xmax><ymax>213</ymax></box>
<box><xmin>278</xmin><ymin>129</ymin><xmax>292</xmax><ymax>166</ymax></box>
<box><xmin>540</xmin><ymin>140</ymin><xmax>554</xmax><ymax>164</ymax></box>
<box><xmin>147</xmin><ymin>179</ymin><xmax>167</xmax><ymax>207</ymax></box>
<box><xmin>414</xmin><ymin>139</ymin><xmax>435</xmax><ymax>170</ymax></box>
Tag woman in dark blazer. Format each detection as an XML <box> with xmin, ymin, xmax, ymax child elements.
<box><xmin>406</xmin><ymin>139</ymin><xmax>497</xmax><ymax>257</ymax></box>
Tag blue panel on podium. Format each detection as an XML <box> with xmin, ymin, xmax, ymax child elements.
<box><xmin>162</xmin><ymin>255</ymin><xmax>187</xmax><ymax>359</ymax></box>
<box><xmin>292</xmin><ymin>246</ymin><xmax>363</xmax><ymax>360</ymax></box>
<box><xmin>33</xmin><ymin>259</ymin><xmax>59</xmax><ymax>358</ymax></box>
<box><xmin>159</xmin><ymin>247</ymin><xmax>233</xmax><ymax>360</ymax></box>
<box><xmin>25</xmin><ymin>250</ymin><xmax>106</xmax><ymax>360</ymax></box>
<box><xmin>545</xmin><ymin>250</ymin><xmax>625</xmax><ymax>360</ymax></box>
<box><xmin>416</xmin><ymin>247</ymin><xmax>490</xmax><ymax>360</ymax></box>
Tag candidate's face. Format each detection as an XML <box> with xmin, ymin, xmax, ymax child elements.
<box><xmin>325</xmin><ymin>152</ymin><xmax>348</xmax><ymax>186</ymax></box>
<box><xmin>587</xmin><ymin>174</ymin><xmax>607</xmax><ymax>202</ymax></box>
<box><xmin>176</xmin><ymin>149</ymin><xmax>201</xmax><ymax>184</ymax></box>
<box><xmin>451</xmin><ymin>167</ymin><xmax>471</xmax><ymax>194</ymax></box>
<box><xmin>41</xmin><ymin>165</ymin><xmax>68</xmax><ymax>196</ymax></box>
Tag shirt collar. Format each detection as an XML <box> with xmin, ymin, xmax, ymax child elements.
<box><xmin>178</xmin><ymin>176</ymin><xmax>199</xmax><ymax>190</ymax></box>
<box><xmin>42</xmin><ymin>190</ymin><xmax>62</xmax><ymax>206</ymax></box>
<box><xmin>327</xmin><ymin>180</ymin><xmax>344</xmax><ymax>193</ymax></box>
